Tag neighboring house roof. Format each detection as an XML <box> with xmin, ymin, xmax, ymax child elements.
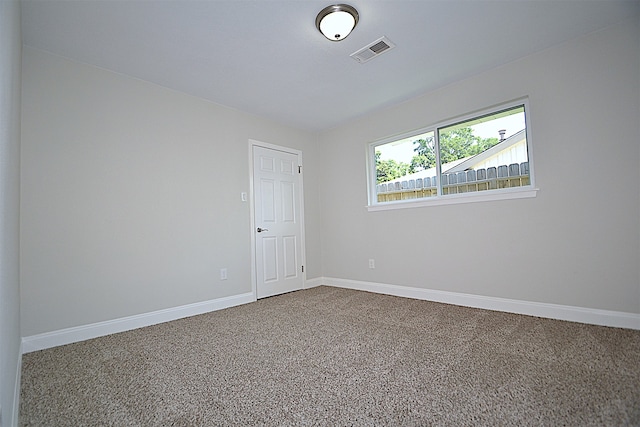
<box><xmin>446</xmin><ymin>129</ymin><xmax>526</xmax><ymax>173</ymax></box>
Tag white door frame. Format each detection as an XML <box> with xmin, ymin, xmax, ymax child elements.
<box><xmin>248</xmin><ymin>139</ymin><xmax>306</xmax><ymax>299</ymax></box>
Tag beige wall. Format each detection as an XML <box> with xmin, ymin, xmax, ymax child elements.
<box><xmin>20</xmin><ymin>47</ymin><xmax>321</xmax><ymax>336</ymax></box>
<box><xmin>318</xmin><ymin>18</ymin><xmax>640</xmax><ymax>314</ymax></box>
<box><xmin>0</xmin><ymin>0</ymin><xmax>22</xmax><ymax>424</ymax></box>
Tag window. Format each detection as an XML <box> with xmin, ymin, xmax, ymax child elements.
<box><xmin>368</xmin><ymin>99</ymin><xmax>536</xmax><ymax>210</ymax></box>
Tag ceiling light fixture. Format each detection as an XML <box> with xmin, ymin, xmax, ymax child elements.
<box><xmin>316</xmin><ymin>4</ymin><xmax>359</xmax><ymax>41</ymax></box>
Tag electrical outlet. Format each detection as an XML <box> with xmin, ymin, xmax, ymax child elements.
<box><xmin>368</xmin><ymin>259</ymin><xmax>375</xmax><ymax>269</ymax></box>
<box><xmin>220</xmin><ymin>268</ymin><xmax>228</xmax><ymax>280</ymax></box>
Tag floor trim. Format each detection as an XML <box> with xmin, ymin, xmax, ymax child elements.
<box><xmin>304</xmin><ymin>277</ymin><xmax>323</xmax><ymax>289</ymax></box>
<box><xmin>10</xmin><ymin>341</ymin><xmax>22</xmax><ymax>427</ymax></box>
<box><xmin>322</xmin><ymin>277</ymin><xmax>640</xmax><ymax>330</ymax></box>
<box><xmin>20</xmin><ymin>277</ymin><xmax>639</xmax><ymax>354</ymax></box>
<box><xmin>22</xmin><ymin>292</ymin><xmax>255</xmax><ymax>353</ymax></box>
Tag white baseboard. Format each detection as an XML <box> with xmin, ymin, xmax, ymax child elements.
<box><xmin>304</xmin><ymin>277</ymin><xmax>323</xmax><ymax>289</ymax></box>
<box><xmin>321</xmin><ymin>277</ymin><xmax>640</xmax><ymax>330</ymax></box>
<box><xmin>10</xmin><ymin>341</ymin><xmax>22</xmax><ymax>427</ymax></box>
<box><xmin>22</xmin><ymin>292</ymin><xmax>255</xmax><ymax>353</ymax></box>
<box><xmin>20</xmin><ymin>279</ymin><xmax>639</xmax><ymax>354</ymax></box>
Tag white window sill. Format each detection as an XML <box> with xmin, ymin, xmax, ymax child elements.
<box><xmin>367</xmin><ymin>187</ymin><xmax>539</xmax><ymax>211</ymax></box>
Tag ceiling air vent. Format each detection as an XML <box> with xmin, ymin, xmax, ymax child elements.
<box><xmin>350</xmin><ymin>36</ymin><xmax>395</xmax><ymax>64</ymax></box>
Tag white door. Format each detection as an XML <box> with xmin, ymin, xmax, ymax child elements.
<box><xmin>252</xmin><ymin>145</ymin><xmax>304</xmax><ymax>299</ymax></box>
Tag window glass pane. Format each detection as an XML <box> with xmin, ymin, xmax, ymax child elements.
<box><xmin>438</xmin><ymin>105</ymin><xmax>528</xmax><ymax>195</ymax></box>
<box><xmin>375</xmin><ymin>130</ymin><xmax>437</xmax><ymax>203</ymax></box>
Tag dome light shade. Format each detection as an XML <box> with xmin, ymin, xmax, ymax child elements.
<box><xmin>316</xmin><ymin>4</ymin><xmax>359</xmax><ymax>41</ymax></box>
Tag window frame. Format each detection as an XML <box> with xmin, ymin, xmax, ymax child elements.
<box><xmin>367</xmin><ymin>98</ymin><xmax>538</xmax><ymax>211</ymax></box>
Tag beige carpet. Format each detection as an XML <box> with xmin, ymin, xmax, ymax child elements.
<box><xmin>20</xmin><ymin>286</ymin><xmax>640</xmax><ymax>426</ymax></box>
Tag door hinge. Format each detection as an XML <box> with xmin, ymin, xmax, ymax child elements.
<box><xmin>302</xmin><ymin>265</ymin><xmax>304</xmax><ymax>273</ymax></box>
<box><xmin>298</xmin><ymin>166</ymin><xmax>302</xmax><ymax>173</ymax></box>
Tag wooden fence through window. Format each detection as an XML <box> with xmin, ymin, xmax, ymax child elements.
<box><xmin>377</xmin><ymin>162</ymin><xmax>530</xmax><ymax>202</ymax></box>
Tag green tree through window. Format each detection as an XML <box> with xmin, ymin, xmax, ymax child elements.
<box><xmin>411</xmin><ymin>127</ymin><xmax>499</xmax><ymax>171</ymax></box>
<box><xmin>375</xmin><ymin>151</ymin><xmax>411</xmax><ymax>183</ymax></box>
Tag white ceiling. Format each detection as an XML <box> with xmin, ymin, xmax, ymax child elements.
<box><xmin>21</xmin><ymin>0</ymin><xmax>639</xmax><ymax>132</ymax></box>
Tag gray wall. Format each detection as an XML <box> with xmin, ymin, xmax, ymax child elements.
<box><xmin>318</xmin><ymin>18</ymin><xmax>640</xmax><ymax>314</ymax></box>
<box><xmin>0</xmin><ymin>0</ymin><xmax>22</xmax><ymax>425</ymax></box>
<box><xmin>20</xmin><ymin>47</ymin><xmax>321</xmax><ymax>336</ymax></box>
<box><xmin>19</xmin><ymin>15</ymin><xmax>640</xmax><ymax>343</ymax></box>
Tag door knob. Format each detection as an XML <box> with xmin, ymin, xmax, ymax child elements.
<box><xmin>257</xmin><ymin>227</ymin><xmax>269</xmax><ymax>233</ymax></box>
